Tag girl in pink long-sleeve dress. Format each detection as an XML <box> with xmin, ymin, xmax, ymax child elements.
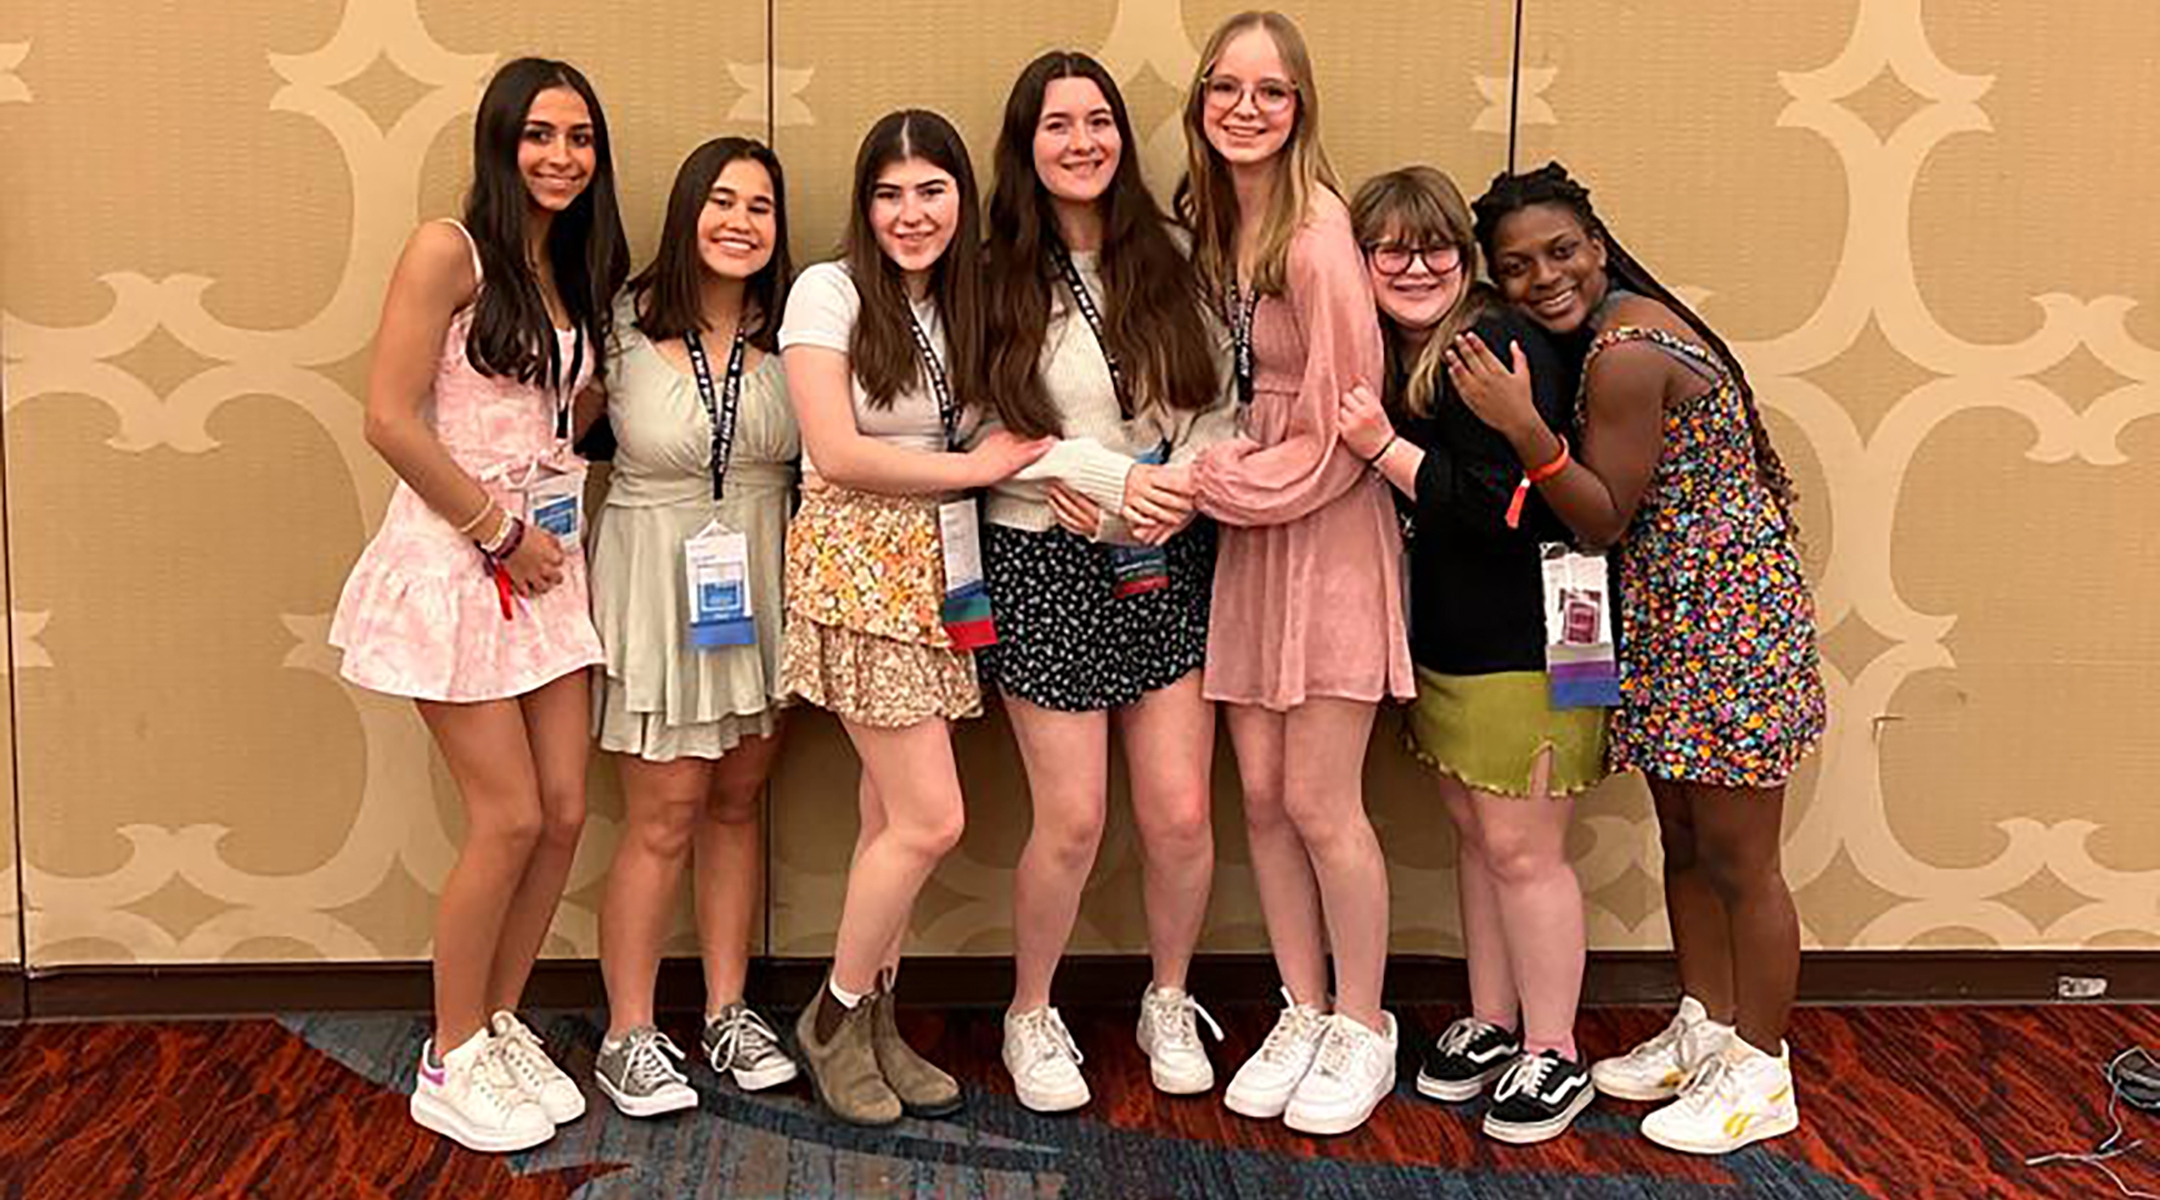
<box><xmin>1164</xmin><ymin>12</ymin><xmax>1412</xmax><ymax>1138</ymax></box>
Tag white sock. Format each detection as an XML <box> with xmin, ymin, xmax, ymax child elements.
<box><xmin>829</xmin><ymin>979</ymin><xmax>866</xmax><ymax>1009</ymax></box>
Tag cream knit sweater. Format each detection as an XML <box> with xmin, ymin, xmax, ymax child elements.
<box><xmin>980</xmin><ymin>250</ymin><xmax>1238</xmax><ymax>541</ymax></box>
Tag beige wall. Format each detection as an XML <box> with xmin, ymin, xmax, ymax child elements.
<box><xmin>0</xmin><ymin>0</ymin><xmax>2153</xmax><ymax>970</ymax></box>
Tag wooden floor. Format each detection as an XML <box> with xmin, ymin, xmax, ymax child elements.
<box><xmin>0</xmin><ymin>1002</ymin><xmax>2153</xmax><ymax>1198</ymax></box>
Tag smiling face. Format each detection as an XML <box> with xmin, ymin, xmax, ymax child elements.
<box><xmin>869</xmin><ymin>156</ymin><xmax>960</xmax><ymax>282</ymax></box>
<box><xmin>697</xmin><ymin>156</ymin><xmax>777</xmax><ymax>281</ymax></box>
<box><xmin>1200</xmin><ymin>26</ymin><xmax>1297</xmax><ymax>169</ymax></box>
<box><xmin>1365</xmin><ymin>226</ymin><xmax>1468</xmax><ymax>337</ymax></box>
<box><xmin>1489</xmin><ymin>201</ymin><xmax>1610</xmax><ymax>333</ymax></box>
<box><xmin>517</xmin><ymin>85</ymin><xmax>596</xmax><ymax>213</ymax></box>
<box><xmin>1033</xmin><ymin>76</ymin><xmax>1121</xmax><ymax>208</ymax></box>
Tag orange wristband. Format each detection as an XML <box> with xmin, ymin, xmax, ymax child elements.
<box><xmin>1505</xmin><ymin>436</ymin><xmax>1570</xmax><ymax>529</ymax></box>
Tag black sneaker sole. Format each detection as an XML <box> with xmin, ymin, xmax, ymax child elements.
<box><xmin>1416</xmin><ymin>1063</ymin><xmax>1508</xmax><ymax>1103</ymax></box>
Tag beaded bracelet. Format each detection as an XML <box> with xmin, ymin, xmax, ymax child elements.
<box><xmin>476</xmin><ymin>507</ymin><xmax>517</xmax><ymax>557</ymax></box>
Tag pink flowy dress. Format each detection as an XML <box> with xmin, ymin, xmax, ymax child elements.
<box><xmin>329</xmin><ymin>220</ymin><xmax>604</xmax><ymax>702</ymax></box>
<box><xmin>1192</xmin><ymin>201</ymin><xmax>1415</xmax><ymax>712</ymax></box>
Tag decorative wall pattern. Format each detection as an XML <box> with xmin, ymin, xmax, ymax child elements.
<box><xmin>0</xmin><ymin>0</ymin><xmax>2152</xmax><ymax>969</ymax></box>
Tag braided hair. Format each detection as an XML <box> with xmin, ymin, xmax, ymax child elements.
<box><xmin>1471</xmin><ymin>163</ymin><xmax>1800</xmax><ymax>536</ymax></box>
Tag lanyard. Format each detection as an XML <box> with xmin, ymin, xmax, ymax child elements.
<box><xmin>905</xmin><ymin>307</ymin><xmax>960</xmax><ymax>450</ymax></box>
<box><xmin>684</xmin><ymin>326</ymin><xmax>749</xmax><ymax>501</ymax></box>
<box><xmin>552</xmin><ymin>325</ymin><xmax>586</xmax><ymax>442</ymax></box>
<box><xmin>1050</xmin><ymin>247</ymin><xmax>1129</xmax><ymax>414</ymax></box>
<box><xmin>1224</xmin><ymin>281</ymin><xmax>1260</xmax><ymax>408</ymax></box>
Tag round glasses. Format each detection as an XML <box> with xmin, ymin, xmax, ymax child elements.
<box><xmin>1203</xmin><ymin>75</ymin><xmax>1298</xmax><ymax>115</ymax></box>
<box><xmin>1365</xmin><ymin>242</ymin><xmax>1464</xmax><ymax>278</ymax></box>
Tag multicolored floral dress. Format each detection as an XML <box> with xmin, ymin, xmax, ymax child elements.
<box><xmin>1585</xmin><ymin>324</ymin><xmax>1825</xmax><ymax>788</ymax></box>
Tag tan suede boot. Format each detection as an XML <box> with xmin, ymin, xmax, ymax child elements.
<box><xmin>795</xmin><ymin>988</ymin><xmax>902</xmax><ymax>1127</ymax></box>
<box><xmin>870</xmin><ymin>977</ymin><xmax>963</xmax><ymax>1118</ymax></box>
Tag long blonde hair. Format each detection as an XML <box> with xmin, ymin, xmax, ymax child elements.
<box><xmin>1349</xmin><ymin>166</ymin><xmax>1492</xmax><ymax>419</ymax></box>
<box><xmin>1176</xmin><ymin>11</ymin><xmax>1340</xmax><ymax>299</ymax></box>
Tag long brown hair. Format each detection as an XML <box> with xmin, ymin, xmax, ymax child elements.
<box><xmin>841</xmin><ymin>110</ymin><xmax>986</xmax><ymax>413</ymax></box>
<box><xmin>627</xmin><ymin>137</ymin><xmax>791</xmax><ymax>351</ymax></box>
<box><xmin>1473</xmin><ymin>162</ymin><xmax>1801</xmax><ymax>533</ymax></box>
<box><xmin>1175</xmin><ymin>11</ymin><xmax>1341</xmax><ymax>299</ymax></box>
<box><xmin>1349</xmin><ymin>167</ymin><xmax>1492</xmax><ymax>419</ymax></box>
<box><xmin>983</xmin><ymin>51</ymin><xmax>1220</xmax><ymax>438</ymax></box>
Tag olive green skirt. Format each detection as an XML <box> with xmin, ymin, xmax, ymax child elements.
<box><xmin>1401</xmin><ymin>666</ymin><xmax>1609</xmax><ymax>798</ymax></box>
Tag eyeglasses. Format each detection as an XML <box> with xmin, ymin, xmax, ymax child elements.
<box><xmin>1203</xmin><ymin>75</ymin><xmax>1298</xmax><ymax>115</ymax></box>
<box><xmin>1365</xmin><ymin>242</ymin><xmax>1464</xmax><ymax>278</ymax></box>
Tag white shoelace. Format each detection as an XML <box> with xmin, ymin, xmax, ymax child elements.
<box><xmin>1015</xmin><ymin>1008</ymin><xmax>1084</xmax><ymax>1071</ymax></box>
<box><xmin>492</xmin><ymin>1023</ymin><xmax>560</xmax><ymax>1097</ymax></box>
<box><xmin>1311</xmin><ymin>1016</ymin><xmax>1381</xmax><ymax>1081</ymax></box>
<box><xmin>709</xmin><ymin>1007</ymin><xmax>784</xmax><ymax>1072</ymax></box>
<box><xmin>1625</xmin><ymin>1011</ymin><xmax>1692</xmax><ymax>1066</ymax></box>
<box><xmin>621</xmin><ymin>1029</ymin><xmax>690</xmax><ymax>1093</ymax></box>
<box><xmin>1493</xmin><ymin>1053</ymin><xmax>1555</xmax><ymax>1104</ymax></box>
<box><xmin>1257</xmin><ymin>990</ymin><xmax>1326</xmax><ymax>1066</ymax></box>
<box><xmin>1145</xmin><ymin>991</ymin><xmax>1225</xmax><ymax>1052</ymax></box>
<box><xmin>1676</xmin><ymin>1054</ymin><xmax>1740</xmax><ymax>1114</ymax></box>
<box><xmin>475</xmin><ymin>1038</ymin><xmax>539</xmax><ymax>1113</ymax></box>
<box><xmin>1437</xmin><ymin>1016</ymin><xmax>1505</xmax><ymax>1058</ymax></box>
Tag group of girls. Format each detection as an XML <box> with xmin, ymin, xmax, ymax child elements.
<box><xmin>330</xmin><ymin>6</ymin><xmax>1825</xmax><ymax>1164</ymax></box>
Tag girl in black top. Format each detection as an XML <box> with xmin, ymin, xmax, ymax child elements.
<box><xmin>1336</xmin><ymin>167</ymin><xmax>1605</xmax><ymax>1144</ymax></box>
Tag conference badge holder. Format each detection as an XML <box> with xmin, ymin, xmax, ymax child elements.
<box><xmin>938</xmin><ymin>497</ymin><xmax>997</xmax><ymax>650</ymax></box>
<box><xmin>1541</xmin><ymin>543</ymin><xmax>1620</xmax><ymax>709</ymax></box>
<box><xmin>684</xmin><ymin>520</ymin><xmax>755</xmax><ymax>650</ymax></box>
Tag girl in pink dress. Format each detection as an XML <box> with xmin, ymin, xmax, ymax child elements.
<box><xmin>329</xmin><ymin>57</ymin><xmax>628</xmax><ymax>1154</ymax></box>
<box><xmin>1164</xmin><ymin>12</ymin><xmax>1413</xmax><ymax>1138</ymax></box>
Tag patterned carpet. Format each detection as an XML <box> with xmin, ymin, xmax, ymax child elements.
<box><xmin>0</xmin><ymin>1002</ymin><xmax>2152</xmax><ymax>1198</ymax></box>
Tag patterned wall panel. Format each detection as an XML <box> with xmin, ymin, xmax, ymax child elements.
<box><xmin>1512</xmin><ymin>0</ymin><xmax>2160</xmax><ymax>949</ymax></box>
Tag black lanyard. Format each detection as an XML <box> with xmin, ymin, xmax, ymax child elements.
<box><xmin>1225</xmin><ymin>282</ymin><xmax>1260</xmax><ymax>408</ymax></box>
<box><xmin>905</xmin><ymin>307</ymin><xmax>960</xmax><ymax>450</ymax></box>
<box><xmin>553</xmin><ymin>325</ymin><xmax>586</xmax><ymax>441</ymax></box>
<box><xmin>1050</xmin><ymin>247</ymin><xmax>1129</xmax><ymax>414</ymax></box>
<box><xmin>684</xmin><ymin>326</ymin><xmax>749</xmax><ymax>501</ymax></box>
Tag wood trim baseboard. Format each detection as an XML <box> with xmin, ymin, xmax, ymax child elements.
<box><xmin>0</xmin><ymin>966</ymin><xmax>23</xmax><ymax>1022</ymax></box>
<box><xmin>20</xmin><ymin>950</ymin><xmax>2158</xmax><ymax>1021</ymax></box>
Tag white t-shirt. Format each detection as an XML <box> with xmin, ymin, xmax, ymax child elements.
<box><xmin>778</xmin><ymin>260</ymin><xmax>975</xmax><ymax>478</ymax></box>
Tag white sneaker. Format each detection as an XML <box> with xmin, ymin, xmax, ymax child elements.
<box><xmin>1592</xmin><ymin>996</ymin><xmax>1734</xmax><ymax>1101</ymax></box>
<box><xmin>1640</xmin><ymin>1038</ymin><xmax>1799</xmax><ymax>1154</ymax></box>
<box><xmin>1136</xmin><ymin>985</ymin><xmax>1224</xmax><ymax>1096</ymax></box>
<box><xmin>594</xmin><ymin>1026</ymin><xmax>699</xmax><ymax>1118</ymax></box>
<box><xmin>1003</xmin><ymin>1006</ymin><xmax>1090</xmax><ymax>1113</ymax></box>
<box><xmin>489</xmin><ymin>1010</ymin><xmax>588</xmax><ymax>1124</ymax></box>
<box><xmin>1224</xmin><ymin>988</ymin><xmax>1331</xmax><ymax>1120</ymax></box>
<box><xmin>410</xmin><ymin>1030</ymin><xmax>554</xmax><ymax>1153</ymax></box>
<box><xmin>1284</xmin><ymin>1011</ymin><xmax>1399</xmax><ymax>1136</ymax></box>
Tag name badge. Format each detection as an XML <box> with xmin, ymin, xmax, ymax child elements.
<box><xmin>937</xmin><ymin>497</ymin><xmax>997</xmax><ymax>650</ymax></box>
<box><xmin>1541</xmin><ymin>543</ymin><xmax>1620</xmax><ymax>709</ymax></box>
<box><xmin>1108</xmin><ymin>442</ymin><xmax>1170</xmax><ymax>599</ymax></box>
<box><xmin>684</xmin><ymin>522</ymin><xmax>755</xmax><ymax>650</ymax></box>
<box><xmin>520</xmin><ymin>463</ymin><xmax>588</xmax><ymax>545</ymax></box>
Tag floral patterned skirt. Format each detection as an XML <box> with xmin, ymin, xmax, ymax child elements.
<box><xmin>779</xmin><ymin>484</ymin><xmax>979</xmax><ymax>728</ymax></box>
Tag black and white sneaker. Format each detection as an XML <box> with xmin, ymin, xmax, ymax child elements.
<box><xmin>1482</xmin><ymin>1049</ymin><xmax>1595</xmax><ymax>1144</ymax></box>
<box><xmin>1416</xmin><ymin>1016</ymin><xmax>1522</xmax><ymax>1102</ymax></box>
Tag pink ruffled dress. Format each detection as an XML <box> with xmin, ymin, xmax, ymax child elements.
<box><xmin>330</xmin><ymin>220</ymin><xmax>603</xmax><ymax>702</ymax></box>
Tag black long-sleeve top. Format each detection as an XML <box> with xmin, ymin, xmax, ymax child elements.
<box><xmin>1395</xmin><ymin>308</ymin><xmax>1580</xmax><ymax>676</ymax></box>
